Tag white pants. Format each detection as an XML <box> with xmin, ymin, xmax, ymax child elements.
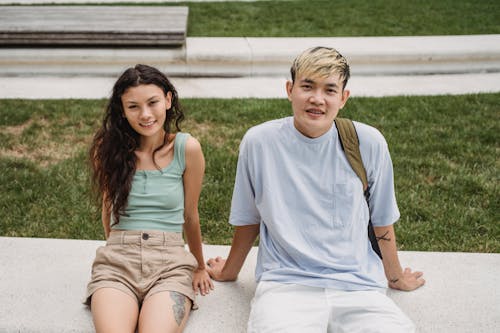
<box><xmin>247</xmin><ymin>281</ymin><xmax>415</xmax><ymax>333</ymax></box>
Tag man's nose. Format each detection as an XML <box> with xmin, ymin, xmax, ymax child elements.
<box><xmin>309</xmin><ymin>90</ymin><xmax>325</xmax><ymax>104</ymax></box>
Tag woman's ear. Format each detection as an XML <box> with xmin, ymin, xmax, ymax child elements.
<box><xmin>165</xmin><ymin>91</ymin><xmax>173</xmax><ymax>109</ymax></box>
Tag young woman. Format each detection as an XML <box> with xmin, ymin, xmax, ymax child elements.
<box><xmin>85</xmin><ymin>64</ymin><xmax>213</xmax><ymax>333</ymax></box>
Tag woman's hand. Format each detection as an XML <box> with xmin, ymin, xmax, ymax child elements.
<box><xmin>192</xmin><ymin>267</ymin><xmax>214</xmax><ymax>296</ymax></box>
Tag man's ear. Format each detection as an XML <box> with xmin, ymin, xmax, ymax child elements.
<box><xmin>286</xmin><ymin>80</ymin><xmax>294</xmax><ymax>102</ymax></box>
<box><xmin>340</xmin><ymin>89</ymin><xmax>351</xmax><ymax>109</ymax></box>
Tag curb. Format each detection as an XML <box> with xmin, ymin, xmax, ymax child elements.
<box><xmin>1</xmin><ymin>35</ymin><xmax>499</xmax><ymax>77</ymax></box>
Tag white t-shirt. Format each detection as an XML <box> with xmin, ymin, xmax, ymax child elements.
<box><xmin>230</xmin><ymin>117</ymin><xmax>400</xmax><ymax>290</ymax></box>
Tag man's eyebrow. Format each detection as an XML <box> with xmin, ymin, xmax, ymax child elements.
<box><xmin>300</xmin><ymin>78</ymin><xmax>339</xmax><ymax>88</ymax></box>
<box><xmin>300</xmin><ymin>78</ymin><xmax>315</xmax><ymax>84</ymax></box>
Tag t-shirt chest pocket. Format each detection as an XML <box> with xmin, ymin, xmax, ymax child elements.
<box><xmin>332</xmin><ymin>166</ymin><xmax>365</xmax><ymax>227</ymax></box>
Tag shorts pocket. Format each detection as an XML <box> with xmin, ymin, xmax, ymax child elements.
<box><xmin>184</xmin><ymin>250</ymin><xmax>199</xmax><ymax>269</ymax></box>
<box><xmin>164</xmin><ymin>247</ymin><xmax>198</xmax><ymax>271</ymax></box>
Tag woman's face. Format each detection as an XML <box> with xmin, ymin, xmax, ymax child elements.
<box><xmin>121</xmin><ymin>84</ymin><xmax>172</xmax><ymax>138</ymax></box>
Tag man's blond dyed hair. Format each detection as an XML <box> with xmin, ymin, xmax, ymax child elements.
<box><xmin>290</xmin><ymin>46</ymin><xmax>350</xmax><ymax>90</ymax></box>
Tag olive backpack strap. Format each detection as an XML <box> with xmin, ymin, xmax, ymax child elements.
<box><xmin>334</xmin><ymin>118</ymin><xmax>382</xmax><ymax>259</ymax></box>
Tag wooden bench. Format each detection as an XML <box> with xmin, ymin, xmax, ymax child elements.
<box><xmin>0</xmin><ymin>236</ymin><xmax>498</xmax><ymax>332</ymax></box>
<box><xmin>0</xmin><ymin>6</ymin><xmax>188</xmax><ymax>46</ymax></box>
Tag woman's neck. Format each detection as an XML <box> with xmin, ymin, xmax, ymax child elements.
<box><xmin>138</xmin><ymin>130</ymin><xmax>167</xmax><ymax>153</ymax></box>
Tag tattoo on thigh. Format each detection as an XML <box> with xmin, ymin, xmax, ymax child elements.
<box><xmin>170</xmin><ymin>291</ymin><xmax>187</xmax><ymax>326</ymax></box>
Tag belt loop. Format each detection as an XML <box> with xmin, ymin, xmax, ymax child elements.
<box><xmin>121</xmin><ymin>230</ymin><xmax>125</xmax><ymax>245</ymax></box>
<box><xmin>163</xmin><ymin>232</ymin><xmax>168</xmax><ymax>246</ymax></box>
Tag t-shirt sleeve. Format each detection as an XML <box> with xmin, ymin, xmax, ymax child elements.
<box><xmin>358</xmin><ymin>123</ymin><xmax>400</xmax><ymax>227</ymax></box>
<box><xmin>229</xmin><ymin>135</ymin><xmax>261</xmax><ymax>226</ymax></box>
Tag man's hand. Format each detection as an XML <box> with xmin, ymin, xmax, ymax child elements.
<box><xmin>389</xmin><ymin>267</ymin><xmax>425</xmax><ymax>291</ymax></box>
<box><xmin>192</xmin><ymin>268</ymin><xmax>214</xmax><ymax>296</ymax></box>
<box><xmin>206</xmin><ymin>256</ymin><xmax>236</xmax><ymax>281</ymax></box>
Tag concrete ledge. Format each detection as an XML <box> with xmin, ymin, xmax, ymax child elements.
<box><xmin>0</xmin><ymin>236</ymin><xmax>499</xmax><ymax>332</ymax></box>
<box><xmin>1</xmin><ymin>35</ymin><xmax>499</xmax><ymax>77</ymax></box>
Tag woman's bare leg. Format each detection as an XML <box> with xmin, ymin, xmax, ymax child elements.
<box><xmin>91</xmin><ymin>288</ymin><xmax>139</xmax><ymax>333</ymax></box>
<box><xmin>138</xmin><ymin>291</ymin><xmax>191</xmax><ymax>333</ymax></box>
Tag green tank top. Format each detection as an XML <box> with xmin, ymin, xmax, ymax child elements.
<box><xmin>112</xmin><ymin>132</ymin><xmax>190</xmax><ymax>232</ymax></box>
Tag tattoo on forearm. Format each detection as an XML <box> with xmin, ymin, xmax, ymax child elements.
<box><xmin>170</xmin><ymin>291</ymin><xmax>187</xmax><ymax>326</ymax></box>
<box><xmin>376</xmin><ymin>231</ymin><xmax>391</xmax><ymax>242</ymax></box>
<box><xmin>390</xmin><ymin>278</ymin><xmax>399</xmax><ymax>284</ymax></box>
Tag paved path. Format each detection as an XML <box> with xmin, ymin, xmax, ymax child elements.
<box><xmin>1</xmin><ymin>73</ymin><xmax>499</xmax><ymax>99</ymax></box>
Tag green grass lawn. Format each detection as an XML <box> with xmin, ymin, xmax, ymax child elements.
<box><xmin>7</xmin><ymin>0</ymin><xmax>499</xmax><ymax>36</ymax></box>
<box><xmin>1</xmin><ymin>94</ymin><xmax>499</xmax><ymax>252</ymax></box>
<box><xmin>181</xmin><ymin>0</ymin><xmax>500</xmax><ymax>37</ymax></box>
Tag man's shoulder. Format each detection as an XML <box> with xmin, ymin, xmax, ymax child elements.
<box><xmin>351</xmin><ymin>120</ymin><xmax>388</xmax><ymax>148</ymax></box>
<box><xmin>244</xmin><ymin>117</ymin><xmax>290</xmax><ymax>140</ymax></box>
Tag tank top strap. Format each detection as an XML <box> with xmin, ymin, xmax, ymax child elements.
<box><xmin>174</xmin><ymin>132</ymin><xmax>190</xmax><ymax>171</ymax></box>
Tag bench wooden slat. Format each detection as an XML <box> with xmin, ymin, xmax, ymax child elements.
<box><xmin>0</xmin><ymin>6</ymin><xmax>188</xmax><ymax>46</ymax></box>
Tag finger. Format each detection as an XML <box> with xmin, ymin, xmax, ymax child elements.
<box><xmin>204</xmin><ymin>281</ymin><xmax>211</xmax><ymax>294</ymax></box>
<box><xmin>202</xmin><ymin>281</ymin><xmax>208</xmax><ymax>295</ymax></box>
<box><xmin>197</xmin><ymin>281</ymin><xmax>203</xmax><ymax>293</ymax></box>
<box><xmin>413</xmin><ymin>271</ymin><xmax>424</xmax><ymax>279</ymax></box>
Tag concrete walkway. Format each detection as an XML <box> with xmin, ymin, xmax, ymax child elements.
<box><xmin>2</xmin><ymin>73</ymin><xmax>500</xmax><ymax>99</ymax></box>
<box><xmin>1</xmin><ymin>236</ymin><xmax>499</xmax><ymax>333</ymax></box>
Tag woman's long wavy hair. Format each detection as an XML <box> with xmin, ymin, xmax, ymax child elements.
<box><xmin>89</xmin><ymin>64</ymin><xmax>184</xmax><ymax>224</ymax></box>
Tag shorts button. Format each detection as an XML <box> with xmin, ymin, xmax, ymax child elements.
<box><xmin>142</xmin><ymin>233</ymin><xmax>149</xmax><ymax>240</ymax></box>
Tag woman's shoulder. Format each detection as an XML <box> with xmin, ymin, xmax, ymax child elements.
<box><xmin>175</xmin><ymin>132</ymin><xmax>202</xmax><ymax>155</ymax></box>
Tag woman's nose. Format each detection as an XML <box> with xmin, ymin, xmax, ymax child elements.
<box><xmin>139</xmin><ymin>106</ymin><xmax>153</xmax><ymax>118</ymax></box>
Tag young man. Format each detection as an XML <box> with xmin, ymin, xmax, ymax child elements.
<box><xmin>207</xmin><ymin>47</ymin><xmax>425</xmax><ymax>332</ymax></box>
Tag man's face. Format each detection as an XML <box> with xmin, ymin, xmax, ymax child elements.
<box><xmin>286</xmin><ymin>73</ymin><xmax>350</xmax><ymax>138</ymax></box>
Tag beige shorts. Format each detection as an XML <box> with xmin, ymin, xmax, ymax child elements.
<box><xmin>85</xmin><ymin>230</ymin><xmax>198</xmax><ymax>308</ymax></box>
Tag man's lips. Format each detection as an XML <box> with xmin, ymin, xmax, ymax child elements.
<box><xmin>306</xmin><ymin>109</ymin><xmax>325</xmax><ymax>115</ymax></box>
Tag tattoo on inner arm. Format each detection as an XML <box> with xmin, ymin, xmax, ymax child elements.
<box><xmin>170</xmin><ymin>291</ymin><xmax>187</xmax><ymax>326</ymax></box>
<box><xmin>376</xmin><ymin>231</ymin><xmax>391</xmax><ymax>242</ymax></box>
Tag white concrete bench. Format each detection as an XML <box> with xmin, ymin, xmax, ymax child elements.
<box><xmin>0</xmin><ymin>236</ymin><xmax>498</xmax><ymax>332</ymax></box>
